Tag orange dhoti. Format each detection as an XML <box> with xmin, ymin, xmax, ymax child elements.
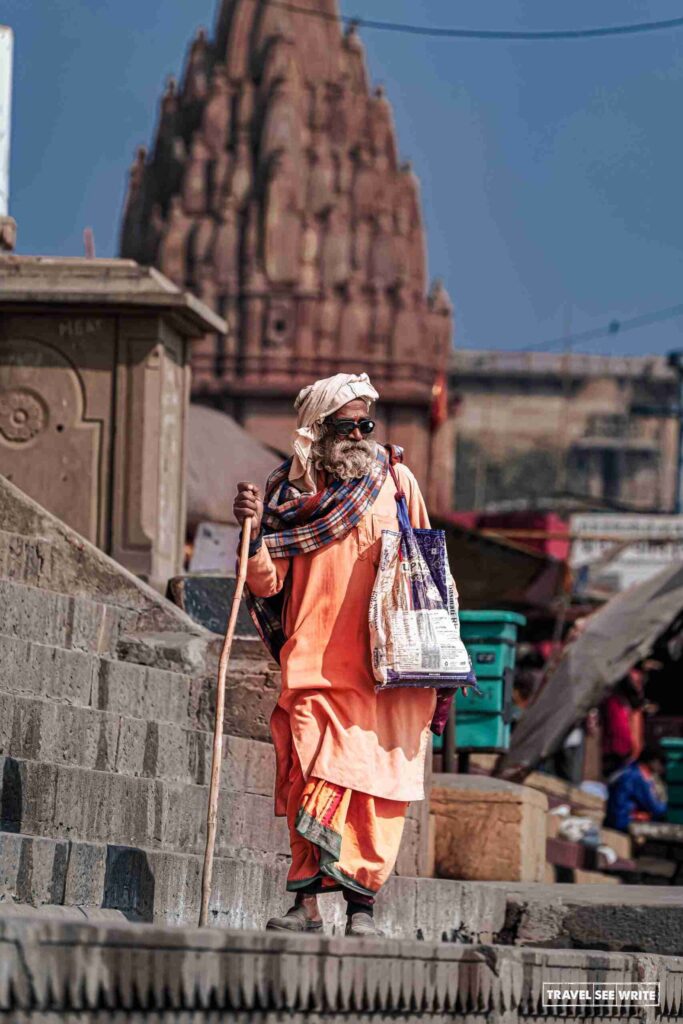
<box><xmin>284</xmin><ymin>753</ymin><xmax>408</xmax><ymax>899</ymax></box>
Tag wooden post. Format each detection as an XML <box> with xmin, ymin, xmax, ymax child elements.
<box><xmin>199</xmin><ymin>518</ymin><xmax>252</xmax><ymax>927</ymax></box>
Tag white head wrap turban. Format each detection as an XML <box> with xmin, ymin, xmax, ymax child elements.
<box><xmin>289</xmin><ymin>372</ymin><xmax>380</xmax><ymax>492</ymax></box>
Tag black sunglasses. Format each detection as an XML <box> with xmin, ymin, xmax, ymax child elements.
<box><xmin>327</xmin><ymin>417</ymin><xmax>376</xmax><ymax>437</ymax></box>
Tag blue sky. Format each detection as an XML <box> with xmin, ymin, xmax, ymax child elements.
<box><xmin>4</xmin><ymin>0</ymin><xmax>683</xmax><ymax>355</ymax></box>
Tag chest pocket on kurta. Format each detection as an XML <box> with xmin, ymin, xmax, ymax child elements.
<box><xmin>357</xmin><ymin>513</ymin><xmax>398</xmax><ymax>565</ymax></box>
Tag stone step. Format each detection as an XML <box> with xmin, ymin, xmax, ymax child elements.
<box><xmin>0</xmin><ymin>634</ymin><xmax>200</xmax><ymax>730</ymax></box>
<box><xmin>120</xmin><ymin>632</ymin><xmax>281</xmax><ymax>744</ymax></box>
<box><xmin>0</xmin><ymin>628</ymin><xmax>279</xmax><ymax>746</ymax></box>
<box><xmin>0</xmin><ymin>509</ymin><xmax>203</xmax><ymax>638</ymax></box>
<box><xmin>0</xmin><ymin>751</ymin><xmax>427</xmax><ymax>877</ymax></box>
<box><xmin>1</xmin><ymin>911</ymin><xmax>680</xmax><ymax>1023</ymax></box>
<box><xmin>0</xmin><ymin>529</ymin><xmax>55</xmax><ymax>589</ymax></box>
<box><xmin>1</xmin><ymin>829</ymin><xmax>680</xmax><ymax>954</ymax></box>
<box><xmin>0</xmin><ymin>830</ymin><xmax>506</xmax><ymax>941</ymax></box>
<box><xmin>0</xmin><ymin>755</ymin><xmax>290</xmax><ymax>860</ymax></box>
<box><xmin>0</xmin><ymin>578</ymin><xmax>135</xmax><ymax>657</ymax></box>
<box><xmin>0</xmin><ymin>690</ymin><xmax>275</xmax><ymax>791</ymax></box>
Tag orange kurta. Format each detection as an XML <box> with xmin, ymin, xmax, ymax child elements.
<box><xmin>246</xmin><ymin>463</ymin><xmax>436</xmax><ymax>810</ymax></box>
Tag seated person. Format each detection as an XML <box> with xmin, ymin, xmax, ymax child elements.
<box><xmin>605</xmin><ymin>746</ymin><xmax>668</xmax><ymax>833</ymax></box>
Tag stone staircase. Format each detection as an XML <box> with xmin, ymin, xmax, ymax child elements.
<box><xmin>0</xmin><ymin>478</ymin><xmax>497</xmax><ymax>942</ymax></box>
<box><xmin>0</xmin><ymin>474</ymin><xmax>682</xmax><ymax>977</ymax></box>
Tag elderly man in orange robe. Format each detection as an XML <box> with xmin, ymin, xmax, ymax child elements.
<box><xmin>233</xmin><ymin>373</ymin><xmax>437</xmax><ymax>937</ymax></box>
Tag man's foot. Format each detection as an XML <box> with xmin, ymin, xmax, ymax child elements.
<box><xmin>345</xmin><ymin>911</ymin><xmax>382</xmax><ymax>937</ymax></box>
<box><xmin>266</xmin><ymin>895</ymin><xmax>323</xmax><ymax>933</ymax></box>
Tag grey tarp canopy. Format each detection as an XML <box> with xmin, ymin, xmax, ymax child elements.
<box><xmin>495</xmin><ymin>561</ymin><xmax>683</xmax><ymax>782</ymax></box>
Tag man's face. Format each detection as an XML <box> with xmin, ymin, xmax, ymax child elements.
<box><xmin>326</xmin><ymin>398</ymin><xmax>373</xmax><ymax>442</ymax></box>
<box><xmin>312</xmin><ymin>398</ymin><xmax>377</xmax><ymax>482</ymax></box>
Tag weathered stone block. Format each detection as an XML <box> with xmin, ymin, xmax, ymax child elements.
<box><xmin>2</xmin><ymin>909</ymin><xmax>683</xmax><ymax>1021</ymax></box>
<box><xmin>195</xmin><ymin>658</ymin><xmax>280</xmax><ymax>742</ymax></box>
<box><xmin>62</xmin><ymin>841</ymin><xmax>107</xmax><ymax>907</ymax></box>
<box><xmin>0</xmin><ymin>579</ymin><xmax>125</xmax><ymax>655</ymax></box>
<box><xmin>116</xmin><ymin>632</ymin><xmax>209</xmax><ymax>673</ymax></box>
<box><xmin>394</xmin><ymin>818</ymin><xmax>420</xmax><ymax>877</ymax></box>
<box><xmin>94</xmin><ymin>658</ymin><xmax>192</xmax><ymax>728</ymax></box>
<box><xmin>0</xmin><ymin>833</ymin><xmax>69</xmax><ymax>906</ymax></box>
<box><xmin>430</xmin><ymin>773</ymin><xmax>548</xmax><ymax>883</ymax></box>
<box><xmin>168</xmin><ymin>574</ymin><xmax>258</xmax><ymax>637</ymax></box>
<box><xmin>502</xmin><ymin>882</ymin><xmax>683</xmax><ymax>955</ymax></box>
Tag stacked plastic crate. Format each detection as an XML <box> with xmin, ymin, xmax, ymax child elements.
<box><xmin>661</xmin><ymin>737</ymin><xmax>683</xmax><ymax>824</ymax></box>
<box><xmin>434</xmin><ymin>610</ymin><xmax>526</xmax><ymax>756</ymax></box>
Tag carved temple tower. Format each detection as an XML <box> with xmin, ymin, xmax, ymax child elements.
<box><xmin>120</xmin><ymin>0</ymin><xmax>454</xmax><ymax>509</ymax></box>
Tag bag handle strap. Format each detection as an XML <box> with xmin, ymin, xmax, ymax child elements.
<box><xmin>385</xmin><ymin>445</ymin><xmax>412</xmax><ymax>531</ymax></box>
<box><xmin>388</xmin><ymin>460</ymin><xmax>406</xmax><ymax>500</ymax></box>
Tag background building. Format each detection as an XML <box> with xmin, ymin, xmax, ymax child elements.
<box><xmin>450</xmin><ymin>349</ymin><xmax>679</xmax><ymax>512</ymax></box>
<box><xmin>120</xmin><ymin>0</ymin><xmax>454</xmax><ymax>509</ymax></box>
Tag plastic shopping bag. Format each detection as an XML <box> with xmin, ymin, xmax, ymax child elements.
<box><xmin>368</xmin><ymin>469</ymin><xmax>476</xmax><ymax>692</ymax></box>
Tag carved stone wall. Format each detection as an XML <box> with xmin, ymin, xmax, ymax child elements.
<box><xmin>0</xmin><ymin>318</ymin><xmax>114</xmax><ymax>546</ymax></box>
<box><xmin>120</xmin><ymin>0</ymin><xmax>454</xmax><ymax>506</ymax></box>
<box><xmin>0</xmin><ymin>258</ymin><xmax>224</xmax><ymax>588</ymax></box>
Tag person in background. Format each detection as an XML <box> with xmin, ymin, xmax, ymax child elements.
<box><xmin>601</xmin><ymin>679</ymin><xmax>636</xmax><ymax>777</ymax></box>
<box><xmin>601</xmin><ymin>665</ymin><xmax>659</xmax><ymax>778</ymax></box>
<box><xmin>604</xmin><ymin>746</ymin><xmax>668</xmax><ymax>833</ymax></box>
<box><xmin>538</xmin><ymin>620</ymin><xmax>590</xmax><ymax>785</ymax></box>
<box><xmin>510</xmin><ymin>651</ymin><xmax>543</xmax><ymax>732</ymax></box>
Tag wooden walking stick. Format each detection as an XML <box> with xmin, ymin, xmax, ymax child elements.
<box><xmin>199</xmin><ymin>516</ymin><xmax>252</xmax><ymax>926</ymax></box>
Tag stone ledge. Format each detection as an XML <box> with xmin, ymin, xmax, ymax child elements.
<box><xmin>0</xmin><ymin>489</ymin><xmax>206</xmax><ymax>637</ymax></box>
<box><xmin>432</xmin><ymin>773</ymin><xmax>548</xmax><ymax>809</ymax></box>
<box><xmin>495</xmin><ymin>883</ymin><xmax>683</xmax><ymax>957</ymax></box>
<box><xmin>0</xmin><ymin>255</ymin><xmax>227</xmax><ymax>335</ymax></box>
<box><xmin>0</xmin><ymin>913</ymin><xmax>680</xmax><ymax>1019</ymax></box>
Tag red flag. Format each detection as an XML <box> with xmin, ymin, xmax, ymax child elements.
<box><xmin>430</xmin><ymin>371</ymin><xmax>448</xmax><ymax>430</ymax></box>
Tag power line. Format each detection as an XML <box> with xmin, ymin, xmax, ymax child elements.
<box><xmin>258</xmin><ymin>0</ymin><xmax>683</xmax><ymax>41</ymax></box>
<box><xmin>517</xmin><ymin>301</ymin><xmax>683</xmax><ymax>353</ymax></box>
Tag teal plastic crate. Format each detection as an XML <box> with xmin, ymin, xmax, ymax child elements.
<box><xmin>433</xmin><ymin>710</ymin><xmax>510</xmax><ymax>752</ymax></box>
<box><xmin>433</xmin><ymin>611</ymin><xmax>525</xmax><ymax>756</ymax></box>
<box><xmin>666</xmin><ymin>783</ymin><xmax>683</xmax><ymax>806</ymax></box>
<box><xmin>456</xmin><ymin>711</ymin><xmax>510</xmax><ymax>751</ymax></box>
<box><xmin>661</xmin><ymin>738</ymin><xmax>683</xmax><ymax>785</ymax></box>
<box><xmin>459</xmin><ymin>610</ymin><xmax>527</xmax><ymax>644</ymax></box>
<box><xmin>667</xmin><ymin>763</ymin><xmax>683</xmax><ymax>785</ymax></box>
<box><xmin>668</xmin><ymin>807</ymin><xmax>683</xmax><ymax>825</ymax></box>
<box><xmin>463</xmin><ymin>640</ymin><xmax>516</xmax><ymax>679</ymax></box>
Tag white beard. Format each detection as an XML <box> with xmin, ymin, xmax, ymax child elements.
<box><xmin>313</xmin><ymin>437</ymin><xmax>378</xmax><ymax>482</ymax></box>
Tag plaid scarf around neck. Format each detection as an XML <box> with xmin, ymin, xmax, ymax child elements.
<box><xmin>245</xmin><ymin>443</ymin><xmax>402</xmax><ymax>663</ymax></box>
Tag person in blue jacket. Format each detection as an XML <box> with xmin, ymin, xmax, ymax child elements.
<box><xmin>605</xmin><ymin>746</ymin><xmax>668</xmax><ymax>833</ymax></box>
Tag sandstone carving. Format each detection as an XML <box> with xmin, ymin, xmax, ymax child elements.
<box><xmin>120</xmin><ymin>0</ymin><xmax>455</xmax><ymax>507</ymax></box>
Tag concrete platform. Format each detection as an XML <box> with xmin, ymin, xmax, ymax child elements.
<box><xmin>0</xmin><ymin>911</ymin><xmax>681</xmax><ymax>1023</ymax></box>
<box><xmin>493</xmin><ymin>883</ymin><xmax>683</xmax><ymax>956</ymax></box>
